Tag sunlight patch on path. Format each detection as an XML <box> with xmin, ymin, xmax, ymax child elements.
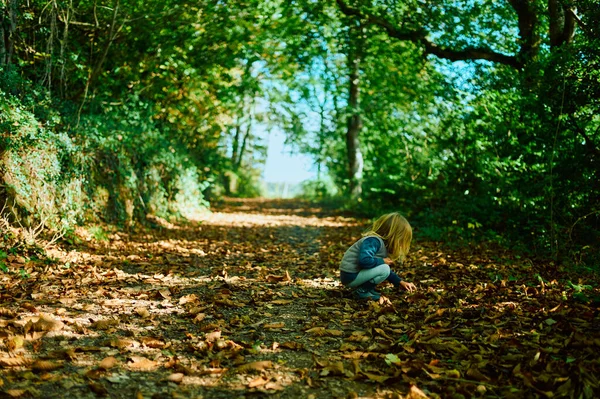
<box><xmin>200</xmin><ymin>212</ymin><xmax>357</xmax><ymax>228</ymax></box>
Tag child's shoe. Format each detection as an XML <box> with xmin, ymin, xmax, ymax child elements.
<box><xmin>362</xmin><ymin>282</ymin><xmax>381</xmax><ymax>300</ymax></box>
<box><xmin>367</xmin><ymin>288</ymin><xmax>381</xmax><ymax>300</ymax></box>
<box><xmin>352</xmin><ymin>287</ymin><xmax>377</xmax><ymax>300</ymax></box>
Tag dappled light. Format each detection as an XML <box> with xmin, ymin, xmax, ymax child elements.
<box><xmin>1</xmin><ymin>0</ymin><xmax>599</xmax><ymax>397</ymax></box>
<box><xmin>1</xmin><ymin>199</ymin><xmax>599</xmax><ymax>398</ymax></box>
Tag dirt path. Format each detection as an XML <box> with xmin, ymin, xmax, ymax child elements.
<box><xmin>1</xmin><ymin>198</ymin><xmax>599</xmax><ymax>398</ymax></box>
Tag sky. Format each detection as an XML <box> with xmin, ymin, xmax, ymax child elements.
<box><xmin>262</xmin><ymin>130</ymin><xmax>316</xmax><ymax>184</ymax></box>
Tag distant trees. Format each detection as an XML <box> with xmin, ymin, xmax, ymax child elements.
<box><xmin>1</xmin><ymin>0</ymin><xmax>597</xmax><ymax>262</ymax></box>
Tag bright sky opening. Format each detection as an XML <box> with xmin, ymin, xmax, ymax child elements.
<box><xmin>263</xmin><ymin>130</ymin><xmax>315</xmax><ymax>184</ymax></box>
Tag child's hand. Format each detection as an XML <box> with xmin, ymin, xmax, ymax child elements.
<box><xmin>383</xmin><ymin>257</ymin><xmax>395</xmax><ymax>265</ymax></box>
<box><xmin>399</xmin><ymin>281</ymin><xmax>417</xmax><ymax>293</ymax></box>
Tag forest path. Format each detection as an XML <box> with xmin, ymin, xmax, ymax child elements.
<box><xmin>1</xmin><ymin>198</ymin><xmax>599</xmax><ymax>398</ymax></box>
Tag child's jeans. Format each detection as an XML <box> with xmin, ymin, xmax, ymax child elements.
<box><xmin>346</xmin><ymin>264</ymin><xmax>390</xmax><ymax>288</ymax></box>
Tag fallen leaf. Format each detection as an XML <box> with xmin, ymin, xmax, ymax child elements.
<box><xmin>0</xmin><ymin>357</ymin><xmax>33</xmax><ymax>368</ymax></box>
<box><xmin>305</xmin><ymin>327</ymin><xmax>326</xmax><ymax>336</ymax></box>
<box><xmin>139</xmin><ymin>337</ymin><xmax>165</xmax><ymax>348</ymax></box>
<box><xmin>248</xmin><ymin>376</ymin><xmax>269</xmax><ymax>388</ymax></box>
<box><xmin>28</xmin><ymin>314</ymin><xmax>64</xmax><ymax>333</ymax></box>
<box><xmin>205</xmin><ymin>331</ymin><xmax>221</xmax><ymax>342</ymax></box>
<box><xmin>271</xmin><ymin>300</ymin><xmax>293</xmax><ymax>305</ymax></box>
<box><xmin>31</xmin><ymin>360</ymin><xmax>62</xmax><ymax>372</ymax></box>
<box><xmin>0</xmin><ymin>308</ymin><xmax>16</xmax><ymax>318</ymax></box>
<box><xmin>280</xmin><ymin>342</ymin><xmax>303</xmax><ymax>350</ymax></box>
<box><xmin>236</xmin><ymin>361</ymin><xmax>273</xmax><ymax>373</ymax></box>
<box><xmin>158</xmin><ymin>289</ymin><xmax>171</xmax><ymax>299</ymax></box>
<box><xmin>98</xmin><ymin>357</ymin><xmax>118</xmax><ymax>371</ymax></box>
<box><xmin>179</xmin><ymin>294</ymin><xmax>198</xmax><ymax>305</ymax></box>
<box><xmin>407</xmin><ymin>385</ymin><xmax>430</xmax><ymax>399</ymax></box>
<box><xmin>88</xmin><ymin>382</ymin><xmax>109</xmax><ymax>396</ymax></box>
<box><xmin>166</xmin><ymin>373</ymin><xmax>184</xmax><ymax>384</ymax></box>
<box><xmin>263</xmin><ymin>323</ymin><xmax>285</xmax><ymax>329</ymax></box>
<box><xmin>467</xmin><ymin>367</ymin><xmax>490</xmax><ymax>381</ymax></box>
<box><xmin>91</xmin><ymin>318</ymin><xmax>118</xmax><ymax>330</ymax></box>
<box><xmin>361</xmin><ymin>372</ymin><xmax>391</xmax><ymax>383</ymax></box>
<box><xmin>135</xmin><ymin>307</ymin><xmax>150</xmax><ymax>318</ymax></box>
<box><xmin>128</xmin><ymin>356</ymin><xmax>158</xmax><ymax>371</ymax></box>
<box><xmin>3</xmin><ymin>389</ymin><xmax>27</xmax><ymax>398</ymax></box>
<box><xmin>193</xmin><ymin>313</ymin><xmax>206</xmax><ymax>323</ymax></box>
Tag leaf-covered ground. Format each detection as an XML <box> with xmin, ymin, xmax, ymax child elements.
<box><xmin>1</xmin><ymin>198</ymin><xmax>599</xmax><ymax>398</ymax></box>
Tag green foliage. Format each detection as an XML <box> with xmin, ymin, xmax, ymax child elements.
<box><xmin>0</xmin><ymin>0</ymin><xmax>598</xmax><ymax>268</ymax></box>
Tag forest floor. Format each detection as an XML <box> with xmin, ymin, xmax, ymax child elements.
<box><xmin>1</xmin><ymin>198</ymin><xmax>599</xmax><ymax>399</ymax></box>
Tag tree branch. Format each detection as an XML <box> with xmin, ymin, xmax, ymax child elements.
<box><xmin>335</xmin><ymin>0</ymin><xmax>522</xmax><ymax>69</ymax></box>
<box><xmin>506</xmin><ymin>0</ymin><xmax>540</xmax><ymax>62</ymax></box>
<box><xmin>567</xmin><ymin>8</ymin><xmax>592</xmax><ymax>37</ymax></box>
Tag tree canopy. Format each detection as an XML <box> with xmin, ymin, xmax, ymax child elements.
<box><xmin>1</xmin><ymin>0</ymin><xmax>598</xmax><ymax>263</ymax></box>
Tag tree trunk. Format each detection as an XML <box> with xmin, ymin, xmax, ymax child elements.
<box><xmin>549</xmin><ymin>0</ymin><xmax>575</xmax><ymax>48</ymax></box>
<box><xmin>231</xmin><ymin>117</ymin><xmax>242</xmax><ymax>168</ymax></box>
<box><xmin>508</xmin><ymin>0</ymin><xmax>540</xmax><ymax>64</ymax></box>
<box><xmin>236</xmin><ymin>119</ymin><xmax>252</xmax><ymax>170</ymax></box>
<box><xmin>0</xmin><ymin>0</ymin><xmax>17</xmax><ymax>66</ymax></box>
<box><xmin>346</xmin><ymin>44</ymin><xmax>363</xmax><ymax>199</ymax></box>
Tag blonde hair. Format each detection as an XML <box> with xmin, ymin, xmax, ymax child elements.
<box><xmin>362</xmin><ymin>212</ymin><xmax>412</xmax><ymax>262</ymax></box>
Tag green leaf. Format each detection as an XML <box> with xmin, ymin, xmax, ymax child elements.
<box><xmin>384</xmin><ymin>353</ymin><xmax>402</xmax><ymax>366</ymax></box>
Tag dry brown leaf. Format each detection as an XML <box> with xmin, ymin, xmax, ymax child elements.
<box><xmin>135</xmin><ymin>307</ymin><xmax>150</xmax><ymax>318</ymax></box>
<box><xmin>407</xmin><ymin>385</ymin><xmax>430</xmax><ymax>399</ymax></box>
<box><xmin>325</xmin><ymin>329</ymin><xmax>343</xmax><ymax>337</ymax></box>
<box><xmin>0</xmin><ymin>357</ymin><xmax>33</xmax><ymax>368</ymax></box>
<box><xmin>88</xmin><ymin>382</ymin><xmax>109</xmax><ymax>396</ymax></box>
<box><xmin>98</xmin><ymin>356</ymin><xmax>118</xmax><ymax>371</ymax></box>
<box><xmin>198</xmin><ymin>367</ymin><xmax>228</xmax><ymax>375</ymax></box>
<box><xmin>374</xmin><ymin>328</ymin><xmax>393</xmax><ymax>340</ymax></box>
<box><xmin>109</xmin><ymin>338</ymin><xmax>137</xmax><ymax>349</ymax></box>
<box><xmin>166</xmin><ymin>373</ymin><xmax>184</xmax><ymax>384</ymax></box>
<box><xmin>339</xmin><ymin>343</ymin><xmax>358</xmax><ymax>351</ymax></box>
<box><xmin>139</xmin><ymin>337</ymin><xmax>165</xmax><ymax>348</ymax></box>
<box><xmin>128</xmin><ymin>356</ymin><xmax>159</xmax><ymax>371</ymax></box>
<box><xmin>20</xmin><ymin>303</ymin><xmax>37</xmax><ymax>313</ymax></box>
<box><xmin>264</xmin><ymin>381</ymin><xmax>285</xmax><ymax>391</ymax></box>
<box><xmin>179</xmin><ymin>294</ymin><xmax>198</xmax><ymax>305</ymax></box>
<box><xmin>280</xmin><ymin>341</ymin><xmax>303</xmax><ymax>350</ymax></box>
<box><xmin>236</xmin><ymin>361</ymin><xmax>273</xmax><ymax>373</ymax></box>
<box><xmin>347</xmin><ymin>331</ymin><xmax>369</xmax><ymax>342</ymax></box>
<box><xmin>158</xmin><ymin>289</ymin><xmax>171</xmax><ymax>299</ymax></box>
<box><xmin>0</xmin><ymin>308</ymin><xmax>16</xmax><ymax>318</ymax></box>
<box><xmin>305</xmin><ymin>327</ymin><xmax>327</xmax><ymax>336</ymax></box>
<box><xmin>205</xmin><ymin>331</ymin><xmax>221</xmax><ymax>343</ymax></box>
<box><xmin>91</xmin><ymin>318</ymin><xmax>118</xmax><ymax>330</ymax></box>
<box><xmin>27</xmin><ymin>314</ymin><xmax>64</xmax><ymax>333</ymax></box>
<box><xmin>31</xmin><ymin>360</ymin><xmax>62</xmax><ymax>372</ymax></box>
<box><xmin>248</xmin><ymin>376</ymin><xmax>269</xmax><ymax>388</ymax></box>
<box><xmin>193</xmin><ymin>313</ymin><xmax>206</xmax><ymax>323</ymax></box>
<box><xmin>58</xmin><ymin>298</ymin><xmax>76</xmax><ymax>306</ymax></box>
<box><xmin>467</xmin><ymin>367</ymin><xmax>491</xmax><ymax>381</ymax></box>
<box><xmin>342</xmin><ymin>351</ymin><xmax>368</xmax><ymax>359</ymax></box>
<box><xmin>361</xmin><ymin>372</ymin><xmax>390</xmax><ymax>383</ymax></box>
<box><xmin>263</xmin><ymin>323</ymin><xmax>285</xmax><ymax>329</ymax></box>
<box><xmin>3</xmin><ymin>389</ymin><xmax>27</xmax><ymax>398</ymax></box>
<box><xmin>85</xmin><ymin>369</ymin><xmax>104</xmax><ymax>380</ymax></box>
<box><xmin>214</xmin><ymin>299</ymin><xmax>244</xmax><ymax>308</ymax></box>
<box><xmin>6</xmin><ymin>336</ymin><xmax>24</xmax><ymax>352</ymax></box>
<box><xmin>49</xmin><ymin>348</ymin><xmax>77</xmax><ymax>361</ymax></box>
<box><xmin>266</xmin><ymin>275</ymin><xmax>287</xmax><ymax>283</ymax></box>
<box><xmin>270</xmin><ymin>300</ymin><xmax>292</xmax><ymax>305</ymax></box>
<box><xmin>316</xmin><ymin>359</ymin><xmax>345</xmax><ymax>376</ymax></box>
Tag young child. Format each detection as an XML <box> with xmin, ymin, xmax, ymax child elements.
<box><xmin>340</xmin><ymin>212</ymin><xmax>417</xmax><ymax>300</ymax></box>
